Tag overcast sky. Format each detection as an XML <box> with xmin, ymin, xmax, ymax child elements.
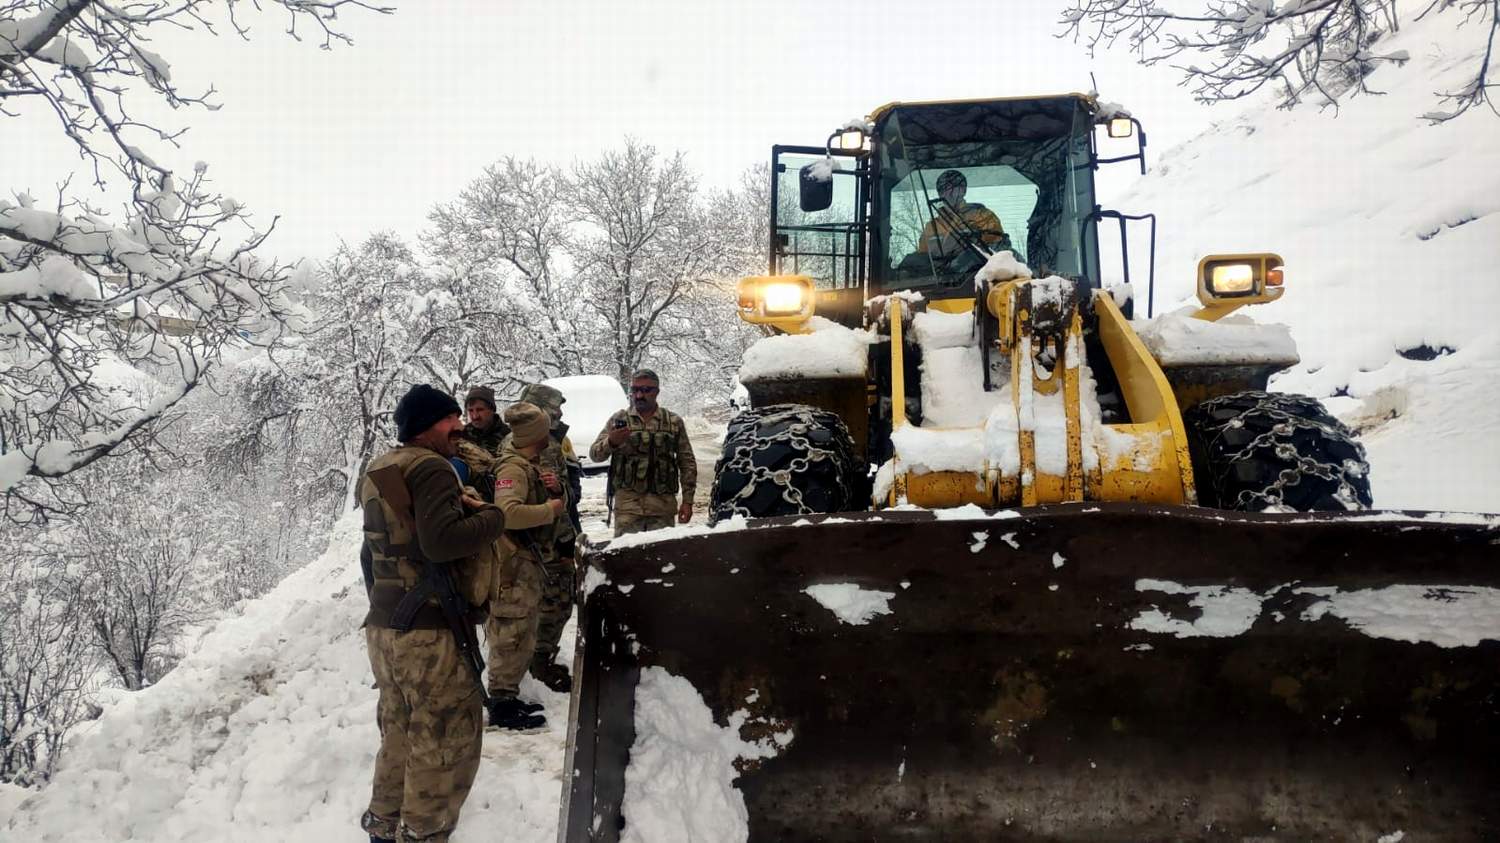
<box><xmin>5</xmin><ymin>0</ymin><xmax>1228</xmax><ymax>263</ymax></box>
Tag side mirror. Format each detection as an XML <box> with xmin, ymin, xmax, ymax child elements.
<box><xmin>799</xmin><ymin>162</ymin><xmax>834</xmax><ymax>212</ymax></box>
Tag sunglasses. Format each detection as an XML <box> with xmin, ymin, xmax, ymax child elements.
<box><xmin>630</xmin><ymin>386</ymin><xmax>659</xmax><ymax>394</ymax></box>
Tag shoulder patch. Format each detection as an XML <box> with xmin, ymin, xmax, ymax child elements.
<box><xmin>496</xmin><ymin>478</ymin><xmax>515</xmax><ymax>490</ymax></box>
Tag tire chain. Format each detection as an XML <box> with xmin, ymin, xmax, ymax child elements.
<box><xmin>711</xmin><ymin>406</ymin><xmax>856</xmax><ymax>522</ymax></box>
<box><xmin>1193</xmin><ymin>392</ymin><xmax>1371</xmax><ymax>512</ymax></box>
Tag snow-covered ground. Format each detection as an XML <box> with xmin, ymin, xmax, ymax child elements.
<box><xmin>5</xmin><ymin>10</ymin><xmax>1498</xmax><ymax>839</ymax></box>
<box><xmin>2</xmin><ymin>420</ymin><xmax>726</xmax><ymax>842</ymax></box>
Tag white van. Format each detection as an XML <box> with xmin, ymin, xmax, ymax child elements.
<box><xmin>543</xmin><ymin>374</ymin><xmax>629</xmax><ymax>473</ymax></box>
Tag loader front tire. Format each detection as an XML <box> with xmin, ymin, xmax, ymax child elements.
<box><xmin>709</xmin><ymin>404</ymin><xmax>866</xmax><ymax>524</ymax></box>
<box><xmin>1184</xmin><ymin>390</ymin><xmax>1373</xmax><ymax>512</ymax></box>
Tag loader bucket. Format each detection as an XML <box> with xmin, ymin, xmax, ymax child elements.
<box><xmin>560</xmin><ymin>504</ymin><xmax>1500</xmax><ymax>842</ymax></box>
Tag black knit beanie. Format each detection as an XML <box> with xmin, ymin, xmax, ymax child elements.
<box><xmin>394</xmin><ymin>384</ymin><xmax>461</xmax><ymax>442</ymax></box>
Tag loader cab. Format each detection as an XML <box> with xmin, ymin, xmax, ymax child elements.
<box><xmin>768</xmin><ymin>95</ymin><xmax>1108</xmax><ymax>321</ymax></box>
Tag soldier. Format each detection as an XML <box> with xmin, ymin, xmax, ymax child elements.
<box><xmin>485</xmin><ymin>402</ymin><xmax>567</xmax><ymax>728</ymax></box>
<box><xmin>589</xmin><ymin>369</ymin><xmax>697</xmax><ymax>537</ymax></box>
<box><xmin>456</xmin><ymin>385</ymin><xmax>510</xmax><ymax>501</ymax></box>
<box><xmin>358</xmin><ymin>384</ymin><xmax>506</xmax><ymax>843</ymax></box>
<box><xmin>511</xmin><ymin>382</ymin><xmax>582</xmax><ymax>692</ymax></box>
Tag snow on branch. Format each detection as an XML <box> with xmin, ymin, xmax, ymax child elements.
<box><xmin>1059</xmin><ymin>0</ymin><xmax>1497</xmax><ymax>120</ymax></box>
<box><xmin>0</xmin><ymin>0</ymin><xmax>388</xmax><ymax>519</ymax></box>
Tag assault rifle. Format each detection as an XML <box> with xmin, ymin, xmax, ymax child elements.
<box><xmin>511</xmin><ymin>525</ymin><xmax>558</xmax><ymax>588</ymax></box>
<box><xmin>368</xmin><ymin>464</ymin><xmax>490</xmax><ymax>705</ymax></box>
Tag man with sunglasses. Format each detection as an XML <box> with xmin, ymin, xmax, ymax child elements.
<box><xmin>589</xmin><ymin>369</ymin><xmax>697</xmax><ymax>536</ymax></box>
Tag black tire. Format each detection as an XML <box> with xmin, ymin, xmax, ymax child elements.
<box><xmin>709</xmin><ymin>404</ymin><xmax>866</xmax><ymax>524</ymax></box>
<box><xmin>1184</xmin><ymin>390</ymin><xmax>1373</xmax><ymax>512</ymax></box>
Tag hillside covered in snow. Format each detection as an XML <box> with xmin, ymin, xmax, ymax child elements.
<box><xmin>4</xmin><ymin>9</ymin><xmax>1498</xmax><ymax>842</ymax></box>
<box><xmin>1110</xmin><ymin>9</ymin><xmax>1500</xmax><ymax>513</ymax></box>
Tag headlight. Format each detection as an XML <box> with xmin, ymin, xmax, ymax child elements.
<box><xmin>1208</xmin><ymin>263</ymin><xmax>1255</xmax><ymax>295</ymax></box>
<box><xmin>735</xmin><ymin>274</ymin><xmax>816</xmax><ymax>326</ymax></box>
<box><xmin>1194</xmin><ymin>253</ymin><xmax>1284</xmax><ymax>315</ymax></box>
<box><xmin>761</xmin><ymin>282</ymin><xmax>806</xmax><ymax>315</ymax></box>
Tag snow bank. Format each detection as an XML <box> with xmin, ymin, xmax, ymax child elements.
<box><xmin>738</xmin><ymin>316</ymin><xmax>875</xmax><ymax>382</ymax></box>
<box><xmin>622</xmin><ymin>668</ymin><xmax>789</xmax><ymax>843</ymax></box>
<box><xmin>1110</xmin><ymin>7</ymin><xmax>1500</xmax><ymax>512</ymax></box>
<box><xmin>803</xmin><ymin>583</ymin><xmax>896</xmax><ymax>625</ymax></box>
<box><xmin>1135</xmin><ymin>308</ymin><xmax>1298</xmax><ymax>366</ymax></box>
<box><xmin>4</xmin><ymin>513</ymin><xmax>571</xmax><ymax>842</ymax></box>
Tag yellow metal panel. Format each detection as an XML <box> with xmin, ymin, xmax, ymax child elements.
<box><xmin>1012</xmin><ymin>331</ymin><xmax>1038</xmax><ymax>507</ymax></box>
<box><xmin>906</xmin><ymin>472</ymin><xmax>993</xmax><ymax>509</ymax></box>
<box><xmin>927</xmin><ymin>297</ymin><xmax>974</xmax><ymax>315</ymax></box>
<box><xmin>1093</xmin><ymin>293</ymin><xmax>1196</xmax><ymax>505</ymax></box>
<box><xmin>1062</xmin><ymin>317</ymin><xmax>1084</xmax><ymax>502</ymax></box>
<box><xmin>889</xmin><ymin>298</ymin><xmax>907</xmax><ymax>430</ymax></box>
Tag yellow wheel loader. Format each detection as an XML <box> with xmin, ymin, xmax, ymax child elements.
<box><xmin>561</xmin><ymin>95</ymin><xmax>1500</xmax><ymax>841</ymax></box>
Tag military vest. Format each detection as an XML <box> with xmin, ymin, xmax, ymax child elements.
<box><xmin>360</xmin><ymin>447</ymin><xmax>494</xmax><ymax>629</ymax></box>
<box><xmin>610</xmin><ymin>410</ymin><xmax>683</xmax><ymax>495</ymax></box>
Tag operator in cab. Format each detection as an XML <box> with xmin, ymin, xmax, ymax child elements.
<box><xmin>918</xmin><ymin>169</ymin><xmax>1008</xmax><ymax>258</ymax></box>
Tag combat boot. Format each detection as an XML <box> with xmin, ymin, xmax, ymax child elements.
<box><xmin>531</xmin><ymin>659</ymin><xmax>573</xmax><ymax>693</ymax></box>
<box><xmin>487</xmin><ymin>695</ymin><xmax>546</xmax><ymax>731</ymax></box>
<box><xmin>360</xmin><ymin>810</ymin><xmax>398</xmax><ymax>843</ymax></box>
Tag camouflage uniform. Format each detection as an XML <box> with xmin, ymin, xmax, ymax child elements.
<box><xmin>485</xmin><ymin>445</ymin><xmax>560</xmax><ymax>698</ymax></box>
<box><xmin>457</xmin><ymin>416</ymin><xmax>511</xmax><ymax>501</ymax></box>
<box><xmin>358</xmin><ymin>446</ymin><xmax>506</xmax><ymax>843</ymax></box>
<box><xmin>589</xmin><ymin>407</ymin><xmax>697</xmax><ymax>537</ymax></box>
<box><xmin>507</xmin><ymin>386</ymin><xmax>582</xmax><ymax>686</ymax></box>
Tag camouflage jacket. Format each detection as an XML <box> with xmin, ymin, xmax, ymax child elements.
<box><xmin>493</xmin><ymin>446</ymin><xmax>561</xmax><ymax>567</ymax></box>
<box><xmin>500</xmin><ymin>426</ymin><xmax>578</xmax><ymax>550</ymax></box>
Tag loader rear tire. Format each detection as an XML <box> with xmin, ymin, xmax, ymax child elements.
<box><xmin>709</xmin><ymin>404</ymin><xmax>866</xmax><ymax>524</ymax></box>
<box><xmin>1184</xmin><ymin>390</ymin><xmax>1372</xmax><ymax>512</ymax></box>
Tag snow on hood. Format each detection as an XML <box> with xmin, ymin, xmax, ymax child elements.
<box><xmin>1135</xmin><ymin>307</ymin><xmax>1299</xmax><ymax>367</ymax></box>
<box><xmin>738</xmin><ymin>316</ymin><xmax>875</xmax><ymax>383</ymax></box>
<box><xmin>974</xmin><ymin>250</ymin><xmax>1031</xmax><ymax>285</ymax></box>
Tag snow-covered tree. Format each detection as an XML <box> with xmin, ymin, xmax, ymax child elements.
<box><xmin>0</xmin><ymin>0</ymin><xmax>388</xmax><ymax>520</ymax></box>
<box><xmin>571</xmin><ymin>139</ymin><xmax>737</xmax><ymax>386</ymax></box>
<box><xmin>74</xmin><ymin>477</ymin><xmax>208</xmax><ymax>690</ymax></box>
<box><xmin>424</xmin><ymin>157</ymin><xmax>592</xmax><ymax>386</ymax></box>
<box><xmin>1060</xmin><ymin>0</ymin><xmax>1497</xmax><ymax>121</ymax></box>
<box><xmin>0</xmin><ymin>522</ymin><xmax>97</xmax><ymax>784</ymax></box>
<box><xmin>423</xmin><ymin>143</ymin><xmax>766</xmax><ymax>412</ymax></box>
<box><xmin>300</xmin><ymin>233</ymin><xmax>479</xmax><ymax>509</ymax></box>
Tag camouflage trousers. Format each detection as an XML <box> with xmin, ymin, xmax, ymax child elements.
<box><xmin>532</xmin><ymin>554</ymin><xmax>576</xmax><ymax>670</ymax></box>
<box><xmin>364</xmin><ymin>626</ymin><xmax>483</xmax><ymax>843</ymax></box>
<box><xmin>612</xmin><ymin>511</ymin><xmax>675</xmax><ymax>537</ymax></box>
<box><xmin>486</xmin><ymin>549</ymin><xmax>543</xmax><ymax>697</ymax></box>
